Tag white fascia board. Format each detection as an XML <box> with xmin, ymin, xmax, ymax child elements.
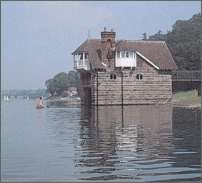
<box><xmin>136</xmin><ymin>51</ymin><xmax>160</xmax><ymax>70</ymax></box>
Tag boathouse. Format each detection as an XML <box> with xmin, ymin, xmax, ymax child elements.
<box><xmin>72</xmin><ymin>28</ymin><xmax>177</xmax><ymax>105</ymax></box>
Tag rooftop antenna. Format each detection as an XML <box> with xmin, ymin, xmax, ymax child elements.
<box><xmin>142</xmin><ymin>33</ymin><xmax>147</xmax><ymax>40</ymax></box>
<box><xmin>87</xmin><ymin>30</ymin><xmax>91</xmax><ymax>40</ymax></box>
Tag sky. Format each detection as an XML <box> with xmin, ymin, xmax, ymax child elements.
<box><xmin>1</xmin><ymin>1</ymin><xmax>201</xmax><ymax>90</ymax></box>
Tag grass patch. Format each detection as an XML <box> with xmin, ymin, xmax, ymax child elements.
<box><xmin>173</xmin><ymin>89</ymin><xmax>201</xmax><ymax>105</ymax></box>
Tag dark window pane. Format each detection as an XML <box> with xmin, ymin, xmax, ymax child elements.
<box><xmin>136</xmin><ymin>74</ymin><xmax>143</xmax><ymax>80</ymax></box>
<box><xmin>126</xmin><ymin>52</ymin><xmax>129</xmax><ymax>58</ymax></box>
<box><xmin>80</xmin><ymin>53</ymin><xmax>83</xmax><ymax>59</ymax></box>
<box><xmin>85</xmin><ymin>53</ymin><xmax>88</xmax><ymax>59</ymax></box>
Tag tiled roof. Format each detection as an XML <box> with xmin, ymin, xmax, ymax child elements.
<box><xmin>72</xmin><ymin>39</ymin><xmax>104</xmax><ymax>69</ymax></box>
<box><xmin>72</xmin><ymin>39</ymin><xmax>177</xmax><ymax>70</ymax></box>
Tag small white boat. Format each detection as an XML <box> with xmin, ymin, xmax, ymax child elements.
<box><xmin>4</xmin><ymin>96</ymin><xmax>9</xmax><ymax>101</ymax></box>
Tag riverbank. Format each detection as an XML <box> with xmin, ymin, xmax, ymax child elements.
<box><xmin>46</xmin><ymin>96</ymin><xmax>81</xmax><ymax>107</ymax></box>
<box><xmin>172</xmin><ymin>90</ymin><xmax>201</xmax><ymax>108</ymax></box>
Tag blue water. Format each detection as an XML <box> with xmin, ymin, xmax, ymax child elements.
<box><xmin>1</xmin><ymin>99</ymin><xmax>201</xmax><ymax>182</ymax></box>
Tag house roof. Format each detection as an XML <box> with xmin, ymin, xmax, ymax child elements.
<box><xmin>72</xmin><ymin>39</ymin><xmax>104</xmax><ymax>69</ymax></box>
<box><xmin>72</xmin><ymin>39</ymin><xmax>177</xmax><ymax>70</ymax></box>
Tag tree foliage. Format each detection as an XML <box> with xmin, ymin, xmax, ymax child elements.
<box><xmin>45</xmin><ymin>71</ymin><xmax>80</xmax><ymax>96</ymax></box>
<box><xmin>149</xmin><ymin>13</ymin><xmax>201</xmax><ymax>70</ymax></box>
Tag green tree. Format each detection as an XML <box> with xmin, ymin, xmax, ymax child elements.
<box><xmin>149</xmin><ymin>13</ymin><xmax>201</xmax><ymax>70</ymax></box>
<box><xmin>67</xmin><ymin>70</ymin><xmax>80</xmax><ymax>87</ymax></box>
<box><xmin>45</xmin><ymin>79</ymin><xmax>57</xmax><ymax>96</ymax></box>
<box><xmin>45</xmin><ymin>70</ymin><xmax>80</xmax><ymax>96</ymax></box>
<box><xmin>53</xmin><ymin>72</ymin><xmax>69</xmax><ymax>95</ymax></box>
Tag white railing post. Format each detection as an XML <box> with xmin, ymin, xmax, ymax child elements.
<box><xmin>73</xmin><ymin>55</ymin><xmax>75</xmax><ymax>68</ymax></box>
<box><xmin>134</xmin><ymin>52</ymin><xmax>137</xmax><ymax>67</ymax></box>
<box><xmin>83</xmin><ymin>52</ymin><xmax>85</xmax><ymax>66</ymax></box>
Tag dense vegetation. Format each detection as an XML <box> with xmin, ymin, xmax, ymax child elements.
<box><xmin>45</xmin><ymin>70</ymin><xmax>80</xmax><ymax>96</ymax></box>
<box><xmin>149</xmin><ymin>13</ymin><xmax>201</xmax><ymax>70</ymax></box>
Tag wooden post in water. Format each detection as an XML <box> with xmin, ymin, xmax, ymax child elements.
<box><xmin>96</xmin><ymin>72</ymin><xmax>99</xmax><ymax>106</ymax></box>
<box><xmin>121</xmin><ymin>71</ymin><xmax>124</xmax><ymax>129</ymax></box>
<box><xmin>121</xmin><ymin>71</ymin><xmax>123</xmax><ymax>106</ymax></box>
<box><xmin>197</xmin><ymin>84</ymin><xmax>201</xmax><ymax>96</ymax></box>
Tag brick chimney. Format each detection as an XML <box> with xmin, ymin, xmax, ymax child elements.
<box><xmin>100</xmin><ymin>28</ymin><xmax>116</xmax><ymax>69</ymax></box>
<box><xmin>101</xmin><ymin>27</ymin><xmax>116</xmax><ymax>44</ymax></box>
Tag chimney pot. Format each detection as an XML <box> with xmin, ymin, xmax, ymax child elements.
<box><xmin>101</xmin><ymin>28</ymin><xmax>116</xmax><ymax>43</ymax></box>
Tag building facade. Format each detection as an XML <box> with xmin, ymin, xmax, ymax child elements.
<box><xmin>72</xmin><ymin>29</ymin><xmax>177</xmax><ymax>105</ymax></box>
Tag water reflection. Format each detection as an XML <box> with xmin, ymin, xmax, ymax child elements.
<box><xmin>2</xmin><ymin>100</ymin><xmax>201</xmax><ymax>181</ymax></box>
<box><xmin>75</xmin><ymin>105</ymin><xmax>200</xmax><ymax>181</ymax></box>
<box><xmin>172</xmin><ymin>107</ymin><xmax>201</xmax><ymax>168</ymax></box>
<box><xmin>45</xmin><ymin>108</ymin><xmax>81</xmax><ymax>141</ymax></box>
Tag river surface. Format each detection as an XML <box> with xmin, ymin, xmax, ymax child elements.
<box><xmin>1</xmin><ymin>99</ymin><xmax>201</xmax><ymax>182</ymax></box>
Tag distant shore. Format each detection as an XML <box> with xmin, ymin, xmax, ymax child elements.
<box><xmin>46</xmin><ymin>96</ymin><xmax>81</xmax><ymax>107</ymax></box>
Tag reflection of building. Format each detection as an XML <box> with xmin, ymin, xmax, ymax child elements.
<box><xmin>76</xmin><ymin>105</ymin><xmax>173</xmax><ymax>180</ymax></box>
<box><xmin>172</xmin><ymin>107</ymin><xmax>201</xmax><ymax>168</ymax></box>
<box><xmin>93</xmin><ymin>105</ymin><xmax>173</xmax><ymax>155</ymax></box>
<box><xmin>73</xmin><ymin>28</ymin><xmax>177</xmax><ymax>105</ymax></box>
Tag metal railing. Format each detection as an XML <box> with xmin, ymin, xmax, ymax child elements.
<box><xmin>74</xmin><ymin>59</ymin><xmax>90</xmax><ymax>70</ymax></box>
<box><xmin>172</xmin><ymin>71</ymin><xmax>201</xmax><ymax>81</ymax></box>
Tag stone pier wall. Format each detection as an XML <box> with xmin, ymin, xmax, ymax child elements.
<box><xmin>91</xmin><ymin>70</ymin><xmax>172</xmax><ymax>105</ymax></box>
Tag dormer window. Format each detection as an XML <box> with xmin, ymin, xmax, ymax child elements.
<box><xmin>115</xmin><ymin>51</ymin><xmax>136</xmax><ymax>68</ymax></box>
<box><xmin>119</xmin><ymin>51</ymin><xmax>134</xmax><ymax>58</ymax></box>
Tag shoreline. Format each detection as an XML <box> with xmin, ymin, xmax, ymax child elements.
<box><xmin>172</xmin><ymin>102</ymin><xmax>201</xmax><ymax>109</ymax></box>
<box><xmin>45</xmin><ymin>96</ymin><xmax>201</xmax><ymax>109</ymax></box>
<box><xmin>45</xmin><ymin>96</ymin><xmax>81</xmax><ymax>107</ymax></box>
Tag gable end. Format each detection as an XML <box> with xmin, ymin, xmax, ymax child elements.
<box><xmin>136</xmin><ymin>51</ymin><xmax>160</xmax><ymax>70</ymax></box>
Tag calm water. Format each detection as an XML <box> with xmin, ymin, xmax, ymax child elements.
<box><xmin>1</xmin><ymin>99</ymin><xmax>201</xmax><ymax>182</ymax></box>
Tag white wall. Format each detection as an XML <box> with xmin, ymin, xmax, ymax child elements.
<box><xmin>115</xmin><ymin>51</ymin><xmax>136</xmax><ymax>67</ymax></box>
<box><xmin>73</xmin><ymin>53</ymin><xmax>90</xmax><ymax>70</ymax></box>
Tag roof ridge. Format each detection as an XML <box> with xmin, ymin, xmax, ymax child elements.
<box><xmin>87</xmin><ymin>38</ymin><xmax>100</xmax><ymax>41</ymax></box>
<box><xmin>85</xmin><ymin>39</ymin><xmax>165</xmax><ymax>44</ymax></box>
<box><xmin>117</xmin><ymin>39</ymin><xmax>166</xmax><ymax>43</ymax></box>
